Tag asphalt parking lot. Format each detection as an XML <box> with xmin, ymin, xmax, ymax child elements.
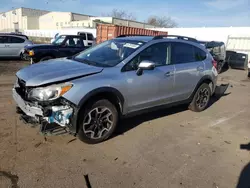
<box><xmin>0</xmin><ymin>60</ymin><xmax>250</xmax><ymax>188</ymax></box>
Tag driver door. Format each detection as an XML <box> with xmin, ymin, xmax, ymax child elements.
<box><xmin>122</xmin><ymin>42</ymin><xmax>175</xmax><ymax>113</ymax></box>
<box><xmin>59</xmin><ymin>36</ymin><xmax>85</xmax><ymax>57</ymax></box>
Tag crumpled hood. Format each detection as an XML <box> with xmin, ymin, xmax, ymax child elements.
<box><xmin>16</xmin><ymin>58</ymin><xmax>103</xmax><ymax>87</ymax></box>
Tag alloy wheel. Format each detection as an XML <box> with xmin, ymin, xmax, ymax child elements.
<box><xmin>196</xmin><ymin>88</ymin><xmax>210</xmax><ymax>109</ymax></box>
<box><xmin>83</xmin><ymin>107</ymin><xmax>114</xmax><ymax>139</ymax></box>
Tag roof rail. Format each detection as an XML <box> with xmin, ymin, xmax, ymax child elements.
<box><xmin>153</xmin><ymin>35</ymin><xmax>198</xmax><ymax>42</ymax></box>
<box><xmin>116</xmin><ymin>34</ymin><xmax>152</xmax><ymax>38</ymax></box>
<box><xmin>0</xmin><ymin>32</ymin><xmax>28</xmax><ymax>39</ymax></box>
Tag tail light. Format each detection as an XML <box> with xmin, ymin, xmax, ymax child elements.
<box><xmin>212</xmin><ymin>59</ymin><xmax>217</xmax><ymax>69</ymax></box>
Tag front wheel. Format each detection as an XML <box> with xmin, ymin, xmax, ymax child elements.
<box><xmin>189</xmin><ymin>83</ymin><xmax>211</xmax><ymax>112</ymax></box>
<box><xmin>78</xmin><ymin>99</ymin><xmax>118</xmax><ymax>144</ymax></box>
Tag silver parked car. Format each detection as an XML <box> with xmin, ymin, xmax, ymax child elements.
<box><xmin>0</xmin><ymin>34</ymin><xmax>33</xmax><ymax>59</ymax></box>
<box><xmin>13</xmin><ymin>35</ymin><xmax>218</xmax><ymax>144</ymax></box>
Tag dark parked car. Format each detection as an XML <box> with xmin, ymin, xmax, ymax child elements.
<box><xmin>24</xmin><ymin>35</ymin><xmax>89</xmax><ymax>63</ymax></box>
<box><xmin>226</xmin><ymin>50</ymin><xmax>248</xmax><ymax>70</ymax></box>
<box><xmin>199</xmin><ymin>41</ymin><xmax>226</xmax><ymax>73</ymax></box>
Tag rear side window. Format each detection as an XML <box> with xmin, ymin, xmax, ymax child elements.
<box><xmin>171</xmin><ymin>42</ymin><xmax>196</xmax><ymax>64</ymax></box>
<box><xmin>87</xmin><ymin>33</ymin><xmax>93</xmax><ymax>40</ymax></box>
<box><xmin>194</xmin><ymin>47</ymin><xmax>207</xmax><ymax>61</ymax></box>
<box><xmin>10</xmin><ymin>36</ymin><xmax>25</xmax><ymax>43</ymax></box>
<box><xmin>0</xmin><ymin>36</ymin><xmax>8</xmax><ymax>43</ymax></box>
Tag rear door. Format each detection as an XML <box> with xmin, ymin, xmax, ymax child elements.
<box><xmin>171</xmin><ymin>42</ymin><xmax>206</xmax><ymax>102</ymax></box>
<box><xmin>8</xmin><ymin>36</ymin><xmax>26</xmax><ymax>56</ymax></box>
<box><xmin>0</xmin><ymin>36</ymin><xmax>9</xmax><ymax>56</ymax></box>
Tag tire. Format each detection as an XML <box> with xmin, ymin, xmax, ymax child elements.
<box><xmin>20</xmin><ymin>53</ymin><xmax>25</xmax><ymax>60</ymax></box>
<box><xmin>78</xmin><ymin>99</ymin><xmax>118</xmax><ymax>144</ymax></box>
<box><xmin>217</xmin><ymin>62</ymin><xmax>222</xmax><ymax>74</ymax></box>
<box><xmin>40</xmin><ymin>56</ymin><xmax>53</xmax><ymax>62</ymax></box>
<box><xmin>189</xmin><ymin>83</ymin><xmax>211</xmax><ymax>112</ymax></box>
<box><xmin>248</xmin><ymin>71</ymin><xmax>250</xmax><ymax>78</ymax></box>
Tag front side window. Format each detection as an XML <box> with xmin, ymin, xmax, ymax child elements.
<box><xmin>52</xmin><ymin>35</ymin><xmax>66</xmax><ymax>45</ymax></box>
<box><xmin>124</xmin><ymin>42</ymin><xmax>171</xmax><ymax>71</ymax></box>
<box><xmin>65</xmin><ymin>36</ymin><xmax>83</xmax><ymax>47</ymax></box>
<box><xmin>87</xmin><ymin>33</ymin><xmax>94</xmax><ymax>40</ymax></box>
<box><xmin>78</xmin><ymin>32</ymin><xmax>86</xmax><ymax>40</ymax></box>
<box><xmin>74</xmin><ymin>39</ymin><xmax>145</xmax><ymax>67</ymax></box>
<box><xmin>171</xmin><ymin>42</ymin><xmax>196</xmax><ymax>64</ymax></box>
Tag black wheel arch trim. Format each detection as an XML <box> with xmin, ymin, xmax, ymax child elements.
<box><xmin>71</xmin><ymin>87</ymin><xmax>125</xmax><ymax>134</ymax></box>
<box><xmin>77</xmin><ymin>87</ymin><xmax>125</xmax><ymax>110</ymax></box>
<box><xmin>188</xmin><ymin>75</ymin><xmax>214</xmax><ymax>101</ymax></box>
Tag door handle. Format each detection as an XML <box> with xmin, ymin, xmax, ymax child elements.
<box><xmin>5</xmin><ymin>45</ymin><xmax>10</xmax><ymax>47</ymax></box>
<box><xmin>197</xmin><ymin>66</ymin><xmax>204</xmax><ymax>71</ymax></box>
<box><xmin>165</xmin><ymin>71</ymin><xmax>174</xmax><ymax>77</ymax></box>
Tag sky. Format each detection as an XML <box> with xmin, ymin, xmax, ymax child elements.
<box><xmin>0</xmin><ymin>0</ymin><xmax>249</xmax><ymax>27</ymax></box>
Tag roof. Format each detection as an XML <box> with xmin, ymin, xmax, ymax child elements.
<box><xmin>114</xmin><ymin>35</ymin><xmax>201</xmax><ymax>45</ymax></box>
<box><xmin>115</xmin><ymin>36</ymin><xmax>154</xmax><ymax>42</ymax></box>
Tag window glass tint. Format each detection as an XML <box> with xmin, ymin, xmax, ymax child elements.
<box><xmin>0</xmin><ymin>36</ymin><xmax>8</xmax><ymax>43</ymax></box>
<box><xmin>65</xmin><ymin>37</ymin><xmax>83</xmax><ymax>47</ymax></box>
<box><xmin>87</xmin><ymin>33</ymin><xmax>93</xmax><ymax>40</ymax></box>
<box><xmin>52</xmin><ymin>35</ymin><xmax>66</xmax><ymax>45</ymax></box>
<box><xmin>172</xmin><ymin>43</ymin><xmax>195</xmax><ymax>64</ymax></box>
<box><xmin>194</xmin><ymin>47</ymin><xmax>207</xmax><ymax>61</ymax></box>
<box><xmin>75</xmin><ymin>39</ymin><xmax>144</xmax><ymax>67</ymax></box>
<box><xmin>125</xmin><ymin>42</ymin><xmax>170</xmax><ymax>71</ymax></box>
<box><xmin>10</xmin><ymin>36</ymin><xmax>25</xmax><ymax>43</ymax></box>
<box><xmin>78</xmin><ymin>32</ymin><xmax>86</xmax><ymax>40</ymax></box>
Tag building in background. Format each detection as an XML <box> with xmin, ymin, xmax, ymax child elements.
<box><xmin>149</xmin><ymin>27</ymin><xmax>250</xmax><ymax>44</ymax></box>
<box><xmin>0</xmin><ymin>7</ymin><xmax>156</xmax><ymax>33</ymax></box>
<box><xmin>0</xmin><ymin>7</ymin><xmax>49</xmax><ymax>32</ymax></box>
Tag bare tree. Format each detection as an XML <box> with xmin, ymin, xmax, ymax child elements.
<box><xmin>104</xmin><ymin>9</ymin><xmax>137</xmax><ymax>21</ymax></box>
<box><xmin>147</xmin><ymin>16</ymin><xmax>177</xmax><ymax>28</ymax></box>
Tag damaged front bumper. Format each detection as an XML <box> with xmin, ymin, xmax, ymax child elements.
<box><xmin>13</xmin><ymin>88</ymin><xmax>78</xmax><ymax>135</ymax></box>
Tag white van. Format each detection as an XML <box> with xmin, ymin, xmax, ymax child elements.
<box><xmin>51</xmin><ymin>31</ymin><xmax>95</xmax><ymax>47</ymax></box>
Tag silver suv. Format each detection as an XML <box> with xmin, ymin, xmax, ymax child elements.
<box><xmin>0</xmin><ymin>33</ymin><xmax>33</xmax><ymax>59</ymax></box>
<box><xmin>13</xmin><ymin>35</ymin><xmax>218</xmax><ymax>144</ymax></box>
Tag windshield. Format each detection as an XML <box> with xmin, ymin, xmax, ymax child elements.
<box><xmin>52</xmin><ymin>35</ymin><xmax>66</xmax><ymax>45</ymax></box>
<box><xmin>74</xmin><ymin>39</ymin><xmax>145</xmax><ymax>67</ymax></box>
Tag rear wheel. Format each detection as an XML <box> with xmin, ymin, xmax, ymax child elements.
<box><xmin>248</xmin><ymin>71</ymin><xmax>250</xmax><ymax>78</ymax></box>
<box><xmin>40</xmin><ymin>56</ymin><xmax>53</xmax><ymax>62</ymax></box>
<box><xmin>78</xmin><ymin>99</ymin><xmax>118</xmax><ymax>144</ymax></box>
<box><xmin>20</xmin><ymin>53</ymin><xmax>25</xmax><ymax>60</ymax></box>
<box><xmin>189</xmin><ymin>83</ymin><xmax>211</xmax><ymax>112</ymax></box>
<box><xmin>217</xmin><ymin>61</ymin><xmax>224</xmax><ymax>73</ymax></box>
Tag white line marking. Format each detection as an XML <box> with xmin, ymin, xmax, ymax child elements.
<box><xmin>210</xmin><ymin>109</ymin><xmax>246</xmax><ymax>127</ymax></box>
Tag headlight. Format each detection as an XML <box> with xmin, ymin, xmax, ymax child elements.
<box><xmin>29</xmin><ymin>50</ymin><xmax>34</xmax><ymax>56</ymax></box>
<box><xmin>28</xmin><ymin>83</ymin><xmax>73</xmax><ymax>101</ymax></box>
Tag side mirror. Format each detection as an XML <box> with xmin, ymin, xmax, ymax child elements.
<box><xmin>136</xmin><ymin>60</ymin><xmax>155</xmax><ymax>76</ymax></box>
<box><xmin>138</xmin><ymin>60</ymin><xmax>156</xmax><ymax>70</ymax></box>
